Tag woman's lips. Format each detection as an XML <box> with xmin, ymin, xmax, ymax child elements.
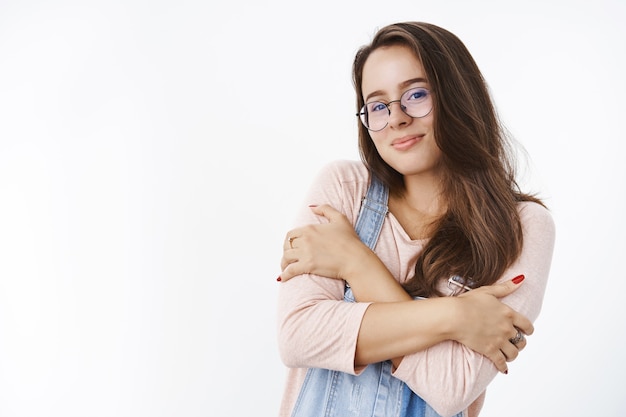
<box><xmin>392</xmin><ymin>135</ymin><xmax>423</xmax><ymax>151</ymax></box>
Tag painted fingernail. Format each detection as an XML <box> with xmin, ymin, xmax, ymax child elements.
<box><xmin>512</xmin><ymin>275</ymin><xmax>525</xmax><ymax>284</ymax></box>
<box><xmin>308</xmin><ymin>204</ymin><xmax>318</xmax><ymax>208</ymax></box>
<box><xmin>504</xmin><ymin>369</ymin><xmax>508</xmax><ymax>375</ymax></box>
<box><xmin>276</xmin><ymin>276</ymin><xmax>282</xmax><ymax>282</ymax></box>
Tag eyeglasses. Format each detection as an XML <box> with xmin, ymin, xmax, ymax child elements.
<box><xmin>356</xmin><ymin>87</ymin><xmax>433</xmax><ymax>132</ymax></box>
<box><xmin>447</xmin><ymin>275</ymin><xmax>477</xmax><ymax>294</ymax></box>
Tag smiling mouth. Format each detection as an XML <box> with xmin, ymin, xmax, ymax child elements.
<box><xmin>392</xmin><ymin>135</ymin><xmax>423</xmax><ymax>150</ymax></box>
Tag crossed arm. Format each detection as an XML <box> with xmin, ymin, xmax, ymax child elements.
<box><xmin>276</xmin><ymin>163</ymin><xmax>555</xmax><ymax>415</ymax></box>
<box><xmin>278</xmin><ymin>204</ymin><xmax>534</xmax><ymax>374</ymax></box>
<box><xmin>277</xmin><ymin>205</ymin><xmax>553</xmax><ymax>415</ymax></box>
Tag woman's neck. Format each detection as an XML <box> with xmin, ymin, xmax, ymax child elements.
<box><xmin>403</xmin><ymin>172</ymin><xmax>445</xmax><ymax>214</ymax></box>
<box><xmin>389</xmin><ymin>173</ymin><xmax>445</xmax><ymax>240</ymax></box>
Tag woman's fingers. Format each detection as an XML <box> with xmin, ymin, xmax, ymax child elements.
<box><xmin>469</xmin><ymin>274</ymin><xmax>534</xmax><ymax>337</ymax></box>
<box><xmin>279</xmin><ymin>262</ymin><xmax>302</xmax><ymax>282</ymax></box>
<box><xmin>501</xmin><ymin>338</ymin><xmax>521</xmax><ymax>363</ymax></box>
<box><xmin>478</xmin><ymin>274</ymin><xmax>525</xmax><ymax>298</ymax></box>
<box><xmin>309</xmin><ymin>204</ymin><xmax>349</xmax><ymax>224</ymax></box>
<box><xmin>281</xmin><ymin>204</ymin><xmax>346</xmax><ymax>254</ymax></box>
<box><xmin>453</xmin><ymin>275</ymin><xmax>534</xmax><ymax>373</ymax></box>
<box><xmin>488</xmin><ymin>350</ymin><xmax>509</xmax><ymax>374</ymax></box>
<box><xmin>483</xmin><ymin>329</ymin><xmax>527</xmax><ymax>374</ymax></box>
<box><xmin>279</xmin><ymin>205</ymin><xmax>364</xmax><ymax>282</ymax></box>
<box><xmin>283</xmin><ymin>228</ymin><xmax>302</xmax><ymax>251</ymax></box>
<box><xmin>507</xmin><ymin>326</ymin><xmax>527</xmax><ymax>355</ymax></box>
<box><xmin>511</xmin><ymin>312</ymin><xmax>533</xmax><ymax>338</ymax></box>
<box><xmin>498</xmin><ymin>276</ymin><xmax>534</xmax><ymax>336</ymax></box>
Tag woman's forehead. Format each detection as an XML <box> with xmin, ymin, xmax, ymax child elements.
<box><xmin>361</xmin><ymin>45</ymin><xmax>427</xmax><ymax>97</ymax></box>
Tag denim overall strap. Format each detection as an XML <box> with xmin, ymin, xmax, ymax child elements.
<box><xmin>290</xmin><ymin>175</ymin><xmax>462</xmax><ymax>417</ymax></box>
<box><xmin>354</xmin><ymin>174</ymin><xmax>389</xmax><ymax>250</ymax></box>
<box><xmin>344</xmin><ymin>175</ymin><xmax>389</xmax><ymax>303</ymax></box>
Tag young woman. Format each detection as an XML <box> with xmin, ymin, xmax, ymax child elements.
<box><xmin>276</xmin><ymin>22</ymin><xmax>555</xmax><ymax>417</ymax></box>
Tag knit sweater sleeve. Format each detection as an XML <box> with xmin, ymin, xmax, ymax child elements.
<box><xmin>391</xmin><ymin>202</ymin><xmax>556</xmax><ymax>417</ymax></box>
<box><xmin>276</xmin><ymin>160</ymin><xmax>373</xmax><ymax>374</ymax></box>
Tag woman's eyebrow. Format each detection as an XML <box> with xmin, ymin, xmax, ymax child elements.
<box><xmin>400</xmin><ymin>77</ymin><xmax>428</xmax><ymax>88</ymax></box>
<box><xmin>364</xmin><ymin>78</ymin><xmax>429</xmax><ymax>102</ymax></box>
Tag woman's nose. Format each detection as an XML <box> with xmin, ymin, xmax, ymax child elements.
<box><xmin>387</xmin><ymin>101</ymin><xmax>411</xmax><ymax>128</ymax></box>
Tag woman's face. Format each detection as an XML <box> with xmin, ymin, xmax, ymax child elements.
<box><xmin>361</xmin><ymin>44</ymin><xmax>443</xmax><ymax>181</ymax></box>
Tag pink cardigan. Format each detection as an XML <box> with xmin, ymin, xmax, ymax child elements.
<box><xmin>276</xmin><ymin>160</ymin><xmax>555</xmax><ymax>417</ymax></box>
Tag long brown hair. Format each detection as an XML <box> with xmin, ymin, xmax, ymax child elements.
<box><xmin>353</xmin><ymin>22</ymin><xmax>544</xmax><ymax>298</ymax></box>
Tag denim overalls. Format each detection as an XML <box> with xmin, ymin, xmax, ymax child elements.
<box><xmin>290</xmin><ymin>176</ymin><xmax>462</xmax><ymax>417</ymax></box>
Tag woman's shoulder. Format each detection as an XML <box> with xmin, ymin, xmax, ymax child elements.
<box><xmin>314</xmin><ymin>159</ymin><xmax>369</xmax><ymax>185</ymax></box>
<box><xmin>305</xmin><ymin>160</ymin><xmax>370</xmax><ymax>218</ymax></box>
<box><xmin>517</xmin><ymin>200</ymin><xmax>556</xmax><ymax>234</ymax></box>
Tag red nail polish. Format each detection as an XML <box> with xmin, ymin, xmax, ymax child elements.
<box><xmin>512</xmin><ymin>275</ymin><xmax>525</xmax><ymax>284</ymax></box>
<box><xmin>276</xmin><ymin>276</ymin><xmax>282</xmax><ymax>282</ymax></box>
<box><xmin>504</xmin><ymin>369</ymin><xmax>508</xmax><ymax>375</ymax></box>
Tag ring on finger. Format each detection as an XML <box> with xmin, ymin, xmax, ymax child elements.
<box><xmin>288</xmin><ymin>236</ymin><xmax>296</xmax><ymax>249</ymax></box>
<box><xmin>509</xmin><ymin>329</ymin><xmax>525</xmax><ymax>345</ymax></box>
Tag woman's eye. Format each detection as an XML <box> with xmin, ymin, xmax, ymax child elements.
<box><xmin>369</xmin><ymin>102</ymin><xmax>387</xmax><ymax>113</ymax></box>
<box><xmin>408</xmin><ymin>89</ymin><xmax>427</xmax><ymax>101</ymax></box>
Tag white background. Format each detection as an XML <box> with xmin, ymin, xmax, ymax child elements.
<box><xmin>0</xmin><ymin>0</ymin><xmax>624</xmax><ymax>416</ymax></box>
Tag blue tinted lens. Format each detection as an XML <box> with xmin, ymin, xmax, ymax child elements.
<box><xmin>361</xmin><ymin>102</ymin><xmax>388</xmax><ymax>131</ymax></box>
<box><xmin>401</xmin><ymin>88</ymin><xmax>431</xmax><ymax>117</ymax></box>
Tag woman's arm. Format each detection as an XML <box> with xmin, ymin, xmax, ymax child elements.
<box><xmin>280</xmin><ymin>204</ymin><xmax>530</xmax><ymax>372</ymax></box>
<box><xmin>356</xmin><ymin>279</ymin><xmax>529</xmax><ymax>371</ymax></box>
<box><xmin>278</xmin><ymin>199</ymin><xmax>554</xmax><ymax>416</ymax></box>
<box><xmin>277</xmin><ymin>272</ymin><xmax>528</xmax><ymax>374</ymax></box>
<box><xmin>391</xmin><ymin>202</ymin><xmax>556</xmax><ymax>416</ymax></box>
<box><xmin>277</xmin><ymin>162</ymin><xmax>484</xmax><ymax>373</ymax></box>
<box><xmin>276</xmin><ymin>162</ymin><xmax>553</xmax><ymax>415</ymax></box>
<box><xmin>281</xmin><ymin>204</ymin><xmax>412</xmax><ymax>302</ymax></box>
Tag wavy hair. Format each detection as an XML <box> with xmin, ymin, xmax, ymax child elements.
<box><xmin>352</xmin><ymin>22</ymin><xmax>544</xmax><ymax>297</ymax></box>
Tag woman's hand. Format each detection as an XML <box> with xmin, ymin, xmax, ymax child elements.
<box><xmin>450</xmin><ymin>276</ymin><xmax>533</xmax><ymax>373</ymax></box>
<box><xmin>280</xmin><ymin>204</ymin><xmax>377</xmax><ymax>283</ymax></box>
<box><xmin>280</xmin><ymin>205</ymin><xmax>532</xmax><ymax>373</ymax></box>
